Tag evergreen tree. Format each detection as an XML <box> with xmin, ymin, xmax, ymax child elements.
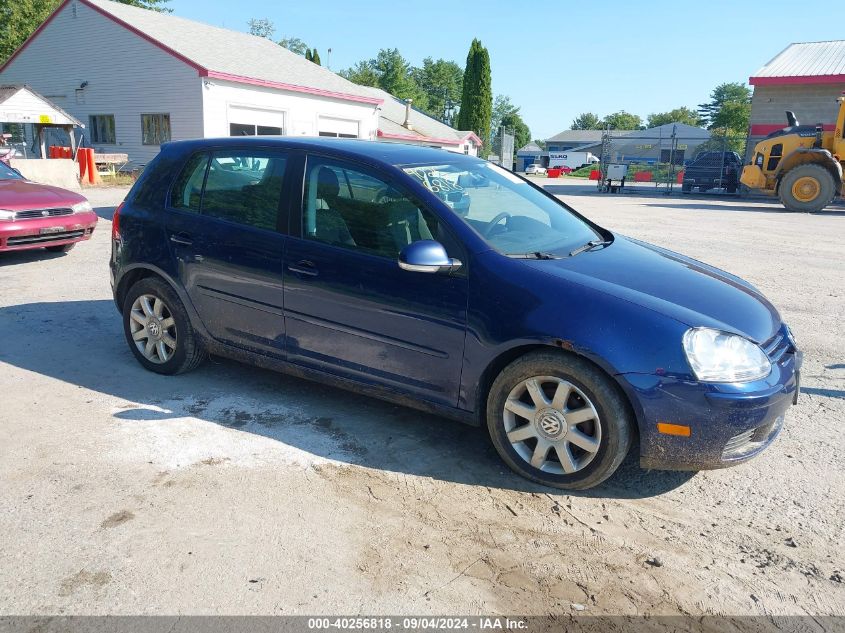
<box><xmin>456</xmin><ymin>39</ymin><xmax>492</xmax><ymax>143</ymax></box>
<box><xmin>305</xmin><ymin>49</ymin><xmax>313</xmax><ymax>62</ymax></box>
<box><xmin>311</xmin><ymin>48</ymin><xmax>321</xmax><ymax>66</ymax></box>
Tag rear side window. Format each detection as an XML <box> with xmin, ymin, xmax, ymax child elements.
<box><xmin>201</xmin><ymin>151</ymin><xmax>287</xmax><ymax>232</ymax></box>
<box><xmin>171</xmin><ymin>153</ymin><xmax>209</xmax><ymax>212</ymax></box>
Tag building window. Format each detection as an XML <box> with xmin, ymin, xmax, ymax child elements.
<box><xmin>229</xmin><ymin>123</ymin><xmax>284</xmax><ymax>136</ymax></box>
<box><xmin>317</xmin><ymin>131</ymin><xmax>358</xmax><ymax>138</ymax></box>
<box><xmin>141</xmin><ymin>113</ymin><xmax>171</xmax><ymax>145</ymax></box>
<box><xmin>463</xmin><ymin>144</ymin><xmax>470</xmax><ymax>155</ymax></box>
<box><xmin>89</xmin><ymin>115</ymin><xmax>116</xmax><ymax>144</ymax></box>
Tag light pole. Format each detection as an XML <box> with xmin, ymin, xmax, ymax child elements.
<box><xmin>327</xmin><ymin>48</ymin><xmax>332</xmax><ymax>70</ymax></box>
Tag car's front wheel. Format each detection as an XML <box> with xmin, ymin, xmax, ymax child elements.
<box><xmin>487</xmin><ymin>351</ymin><xmax>633</xmax><ymax>490</ymax></box>
<box><xmin>122</xmin><ymin>277</ymin><xmax>206</xmax><ymax>375</ymax></box>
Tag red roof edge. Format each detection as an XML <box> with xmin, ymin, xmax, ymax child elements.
<box><xmin>750</xmin><ymin>74</ymin><xmax>845</xmax><ymax>86</ymax></box>
<box><xmin>204</xmin><ymin>71</ymin><xmax>383</xmax><ymax>106</ymax></box>
<box><xmin>379</xmin><ymin>129</ymin><xmax>476</xmax><ymax>146</ymax></box>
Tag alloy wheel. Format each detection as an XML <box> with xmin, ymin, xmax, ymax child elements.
<box><xmin>503</xmin><ymin>376</ymin><xmax>602</xmax><ymax>474</ymax></box>
<box><xmin>129</xmin><ymin>294</ymin><xmax>177</xmax><ymax>364</ymax></box>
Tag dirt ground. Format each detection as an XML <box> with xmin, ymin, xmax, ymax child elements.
<box><xmin>0</xmin><ymin>183</ymin><xmax>843</xmax><ymax>617</ymax></box>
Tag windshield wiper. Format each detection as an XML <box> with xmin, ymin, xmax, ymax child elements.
<box><xmin>506</xmin><ymin>251</ymin><xmax>561</xmax><ymax>260</ymax></box>
<box><xmin>569</xmin><ymin>239</ymin><xmax>612</xmax><ymax>257</ymax></box>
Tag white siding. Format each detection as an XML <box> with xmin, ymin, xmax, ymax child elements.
<box><xmin>201</xmin><ymin>79</ymin><xmax>378</xmax><ymax>141</ymax></box>
<box><xmin>0</xmin><ymin>0</ymin><xmax>203</xmax><ymax>166</ymax></box>
<box><xmin>0</xmin><ymin>88</ymin><xmax>78</xmax><ymax>125</ymax></box>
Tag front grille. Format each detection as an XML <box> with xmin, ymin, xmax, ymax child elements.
<box><xmin>7</xmin><ymin>229</ymin><xmax>85</xmax><ymax>245</ymax></box>
<box><xmin>15</xmin><ymin>208</ymin><xmax>74</xmax><ymax>220</ymax></box>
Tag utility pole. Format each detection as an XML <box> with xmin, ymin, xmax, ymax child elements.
<box><xmin>327</xmin><ymin>48</ymin><xmax>332</xmax><ymax>71</ymax></box>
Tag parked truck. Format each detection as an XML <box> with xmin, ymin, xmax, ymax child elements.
<box><xmin>548</xmin><ymin>151</ymin><xmax>600</xmax><ymax>171</ymax></box>
<box><xmin>740</xmin><ymin>95</ymin><xmax>845</xmax><ymax>212</ymax></box>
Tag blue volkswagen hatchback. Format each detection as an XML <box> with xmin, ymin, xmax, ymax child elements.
<box><xmin>110</xmin><ymin>138</ymin><xmax>801</xmax><ymax>489</ymax></box>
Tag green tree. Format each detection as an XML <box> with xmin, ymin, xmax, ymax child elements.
<box><xmin>698</xmin><ymin>82</ymin><xmax>752</xmax><ymax>129</ymax></box>
<box><xmin>339</xmin><ymin>61</ymin><xmax>379</xmax><ymax>87</ymax></box>
<box><xmin>570</xmin><ymin>112</ymin><xmax>602</xmax><ymax>130</ymax></box>
<box><xmin>410</xmin><ymin>57</ymin><xmax>463</xmax><ymax>123</ymax></box>
<box><xmin>371</xmin><ymin>48</ymin><xmax>426</xmax><ymax>108</ymax></box>
<box><xmin>456</xmin><ymin>38</ymin><xmax>492</xmax><ymax>142</ymax></box>
<box><xmin>601</xmin><ymin>111</ymin><xmax>643</xmax><ymax>130</ymax></box>
<box><xmin>647</xmin><ymin>107</ymin><xmax>702</xmax><ymax>128</ymax></box>
<box><xmin>310</xmin><ymin>48</ymin><xmax>321</xmax><ymax>66</ymax></box>
<box><xmin>1</xmin><ymin>0</ymin><xmax>171</xmax><ymax>64</ymax></box>
<box><xmin>710</xmin><ymin>100</ymin><xmax>751</xmax><ymax>132</ymax></box>
<box><xmin>247</xmin><ymin>17</ymin><xmax>275</xmax><ymax>39</ymax></box>
<box><xmin>532</xmin><ymin>139</ymin><xmax>547</xmax><ymax>150</ymax></box>
<box><xmin>490</xmin><ymin>95</ymin><xmax>517</xmax><ymax>145</ymax></box>
<box><xmin>279</xmin><ymin>37</ymin><xmax>309</xmax><ymax>56</ymax></box>
<box><xmin>501</xmin><ymin>111</ymin><xmax>531</xmax><ymax>153</ymax></box>
<box><xmin>305</xmin><ymin>49</ymin><xmax>312</xmax><ymax>62</ymax></box>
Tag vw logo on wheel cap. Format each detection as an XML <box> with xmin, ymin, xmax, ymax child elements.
<box><xmin>536</xmin><ymin>408</ymin><xmax>567</xmax><ymax>439</ymax></box>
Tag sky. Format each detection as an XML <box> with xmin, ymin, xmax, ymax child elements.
<box><xmin>169</xmin><ymin>0</ymin><xmax>845</xmax><ymax>139</ymax></box>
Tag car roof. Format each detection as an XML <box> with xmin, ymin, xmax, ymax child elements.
<box><xmin>163</xmin><ymin>137</ymin><xmax>482</xmax><ymax>169</ymax></box>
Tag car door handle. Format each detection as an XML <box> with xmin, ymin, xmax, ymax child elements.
<box><xmin>288</xmin><ymin>260</ymin><xmax>319</xmax><ymax>277</ymax></box>
<box><xmin>169</xmin><ymin>233</ymin><xmax>193</xmax><ymax>246</ymax></box>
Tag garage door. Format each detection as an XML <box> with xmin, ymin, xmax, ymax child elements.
<box><xmin>229</xmin><ymin>105</ymin><xmax>286</xmax><ymax>136</ymax></box>
<box><xmin>317</xmin><ymin>117</ymin><xmax>359</xmax><ymax>138</ymax></box>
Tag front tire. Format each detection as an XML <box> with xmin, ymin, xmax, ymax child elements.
<box><xmin>486</xmin><ymin>351</ymin><xmax>634</xmax><ymax>490</ymax></box>
<box><xmin>122</xmin><ymin>277</ymin><xmax>206</xmax><ymax>375</ymax></box>
<box><xmin>779</xmin><ymin>164</ymin><xmax>836</xmax><ymax>212</ymax></box>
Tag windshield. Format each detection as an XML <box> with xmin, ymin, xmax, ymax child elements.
<box><xmin>403</xmin><ymin>161</ymin><xmax>600</xmax><ymax>256</ymax></box>
<box><xmin>0</xmin><ymin>160</ymin><xmax>23</xmax><ymax>181</ymax></box>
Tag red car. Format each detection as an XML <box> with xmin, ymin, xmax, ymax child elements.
<box><xmin>0</xmin><ymin>161</ymin><xmax>97</xmax><ymax>253</ymax></box>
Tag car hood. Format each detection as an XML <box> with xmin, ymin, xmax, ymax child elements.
<box><xmin>522</xmin><ymin>236</ymin><xmax>780</xmax><ymax>344</ymax></box>
<box><xmin>0</xmin><ymin>179</ymin><xmax>87</xmax><ymax>210</ymax></box>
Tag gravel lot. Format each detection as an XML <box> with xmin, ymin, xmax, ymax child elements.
<box><xmin>0</xmin><ymin>183</ymin><xmax>843</xmax><ymax>617</ymax></box>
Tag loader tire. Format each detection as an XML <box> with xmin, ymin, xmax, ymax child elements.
<box><xmin>779</xmin><ymin>164</ymin><xmax>837</xmax><ymax>213</ymax></box>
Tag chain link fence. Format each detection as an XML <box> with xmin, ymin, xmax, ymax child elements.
<box><xmin>593</xmin><ymin>128</ymin><xmax>749</xmax><ymax>194</ymax></box>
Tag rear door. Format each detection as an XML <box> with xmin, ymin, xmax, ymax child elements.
<box><xmin>163</xmin><ymin>148</ymin><xmax>295</xmax><ymax>358</ymax></box>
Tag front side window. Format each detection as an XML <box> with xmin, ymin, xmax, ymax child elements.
<box><xmin>141</xmin><ymin>114</ymin><xmax>171</xmax><ymax>145</ymax></box>
<box><xmin>200</xmin><ymin>151</ymin><xmax>287</xmax><ymax>231</ymax></box>
<box><xmin>89</xmin><ymin>114</ymin><xmax>116</xmax><ymax>144</ymax></box>
<box><xmin>402</xmin><ymin>160</ymin><xmax>600</xmax><ymax>257</ymax></box>
<box><xmin>302</xmin><ymin>158</ymin><xmax>440</xmax><ymax>259</ymax></box>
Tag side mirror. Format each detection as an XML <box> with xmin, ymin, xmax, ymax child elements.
<box><xmin>398</xmin><ymin>240</ymin><xmax>462</xmax><ymax>274</ymax></box>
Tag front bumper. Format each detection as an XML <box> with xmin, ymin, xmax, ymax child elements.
<box><xmin>622</xmin><ymin>337</ymin><xmax>802</xmax><ymax>471</ymax></box>
<box><xmin>0</xmin><ymin>211</ymin><xmax>98</xmax><ymax>252</ymax></box>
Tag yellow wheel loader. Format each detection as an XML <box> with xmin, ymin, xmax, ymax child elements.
<box><xmin>741</xmin><ymin>95</ymin><xmax>845</xmax><ymax>212</ymax></box>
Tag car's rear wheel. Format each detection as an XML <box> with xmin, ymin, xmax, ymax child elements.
<box><xmin>487</xmin><ymin>350</ymin><xmax>633</xmax><ymax>490</ymax></box>
<box><xmin>46</xmin><ymin>243</ymin><xmax>75</xmax><ymax>253</ymax></box>
<box><xmin>122</xmin><ymin>277</ymin><xmax>206</xmax><ymax>375</ymax></box>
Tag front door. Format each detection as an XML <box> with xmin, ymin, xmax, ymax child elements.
<box><xmin>283</xmin><ymin>156</ymin><xmax>468</xmax><ymax>407</ymax></box>
<box><xmin>163</xmin><ymin>148</ymin><xmax>293</xmax><ymax>358</ymax></box>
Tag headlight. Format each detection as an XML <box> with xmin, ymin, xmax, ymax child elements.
<box><xmin>683</xmin><ymin>327</ymin><xmax>771</xmax><ymax>383</ymax></box>
<box><xmin>0</xmin><ymin>209</ymin><xmax>15</xmax><ymax>221</ymax></box>
<box><xmin>71</xmin><ymin>201</ymin><xmax>93</xmax><ymax>213</ymax></box>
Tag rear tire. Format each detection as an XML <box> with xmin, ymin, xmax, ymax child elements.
<box><xmin>46</xmin><ymin>243</ymin><xmax>75</xmax><ymax>253</ymax></box>
<box><xmin>122</xmin><ymin>277</ymin><xmax>206</xmax><ymax>375</ymax></box>
<box><xmin>486</xmin><ymin>350</ymin><xmax>634</xmax><ymax>490</ymax></box>
<box><xmin>779</xmin><ymin>164</ymin><xmax>837</xmax><ymax>212</ymax></box>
